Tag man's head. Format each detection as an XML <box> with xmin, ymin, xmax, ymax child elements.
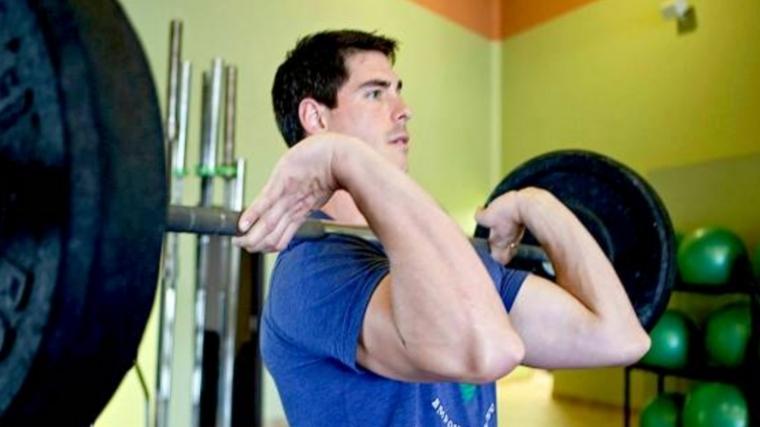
<box><xmin>272</xmin><ymin>30</ymin><xmax>412</xmax><ymax>170</ymax></box>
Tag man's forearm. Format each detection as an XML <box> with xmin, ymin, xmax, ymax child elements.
<box><xmin>517</xmin><ymin>188</ymin><xmax>639</xmax><ymax>327</ymax></box>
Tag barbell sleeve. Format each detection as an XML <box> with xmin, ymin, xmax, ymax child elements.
<box><xmin>166</xmin><ymin>205</ymin><xmax>551</xmax><ymax>263</ymax></box>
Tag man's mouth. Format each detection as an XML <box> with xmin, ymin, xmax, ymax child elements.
<box><xmin>388</xmin><ymin>134</ymin><xmax>409</xmax><ymax>149</ymax></box>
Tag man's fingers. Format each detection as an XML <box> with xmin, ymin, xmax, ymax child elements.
<box><xmin>238</xmin><ymin>204</ymin><xmax>261</xmax><ymax>233</ymax></box>
<box><xmin>490</xmin><ymin>240</ymin><xmax>521</xmax><ymax>265</ymax></box>
<box><xmin>237</xmin><ymin>179</ymin><xmax>283</xmax><ymax>232</ymax></box>
<box><xmin>238</xmin><ymin>196</ymin><xmax>271</xmax><ymax>233</ymax></box>
<box><xmin>516</xmin><ymin>226</ymin><xmax>525</xmax><ymax>243</ymax></box>
<box><xmin>275</xmin><ymin>222</ymin><xmax>302</xmax><ymax>252</ymax></box>
<box><xmin>261</xmin><ymin>212</ymin><xmax>294</xmax><ymax>252</ymax></box>
<box><xmin>486</xmin><ymin>221</ymin><xmax>525</xmax><ymax>265</ymax></box>
<box><xmin>239</xmin><ymin>201</ymin><xmax>292</xmax><ymax>252</ymax></box>
<box><xmin>234</xmin><ymin>218</ymin><xmax>278</xmax><ymax>253</ymax></box>
<box><xmin>491</xmin><ymin>249</ymin><xmax>511</xmax><ymax>265</ymax></box>
<box><xmin>233</xmin><ymin>188</ymin><xmax>312</xmax><ymax>253</ymax></box>
<box><xmin>474</xmin><ymin>206</ymin><xmax>493</xmax><ymax>227</ymax></box>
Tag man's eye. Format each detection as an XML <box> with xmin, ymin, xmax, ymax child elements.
<box><xmin>366</xmin><ymin>89</ymin><xmax>382</xmax><ymax>99</ymax></box>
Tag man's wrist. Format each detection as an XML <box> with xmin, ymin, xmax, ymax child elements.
<box><xmin>330</xmin><ymin>134</ymin><xmax>382</xmax><ymax>189</ymax></box>
<box><xmin>516</xmin><ymin>187</ymin><xmax>554</xmax><ymax>214</ymax></box>
<box><xmin>515</xmin><ymin>187</ymin><xmax>562</xmax><ymax>238</ymax></box>
<box><xmin>514</xmin><ymin>187</ymin><xmax>538</xmax><ymax>225</ymax></box>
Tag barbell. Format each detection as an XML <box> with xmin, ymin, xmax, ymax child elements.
<box><xmin>0</xmin><ymin>0</ymin><xmax>675</xmax><ymax>424</ymax></box>
<box><xmin>166</xmin><ymin>147</ymin><xmax>676</xmax><ymax>332</ymax></box>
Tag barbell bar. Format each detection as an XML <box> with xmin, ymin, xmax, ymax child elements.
<box><xmin>165</xmin><ymin>205</ymin><xmax>552</xmax><ymax>264</ymax></box>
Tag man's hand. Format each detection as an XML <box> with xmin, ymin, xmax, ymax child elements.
<box><xmin>232</xmin><ymin>133</ymin><xmax>344</xmax><ymax>253</ymax></box>
<box><xmin>474</xmin><ymin>190</ymin><xmax>527</xmax><ymax>265</ymax></box>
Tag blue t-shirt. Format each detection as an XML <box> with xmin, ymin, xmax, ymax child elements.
<box><xmin>261</xmin><ymin>213</ymin><xmax>527</xmax><ymax>426</ymax></box>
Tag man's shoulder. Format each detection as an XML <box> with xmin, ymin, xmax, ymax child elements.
<box><xmin>275</xmin><ymin>230</ymin><xmax>385</xmax><ymax>271</ymax></box>
<box><xmin>268</xmin><ymin>232</ymin><xmax>388</xmax><ymax>304</ymax></box>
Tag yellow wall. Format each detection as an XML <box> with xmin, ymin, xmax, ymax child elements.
<box><xmin>500</xmin><ymin>0</ymin><xmax>760</xmax><ymax>174</ymax></box>
<box><xmin>98</xmin><ymin>1</ymin><xmax>499</xmax><ymax>426</ymax></box>
<box><xmin>499</xmin><ymin>0</ymin><xmax>760</xmax><ymax>407</ymax></box>
<box><xmin>651</xmin><ymin>152</ymin><xmax>760</xmax><ymax>248</ymax></box>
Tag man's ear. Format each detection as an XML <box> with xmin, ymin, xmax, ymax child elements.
<box><xmin>298</xmin><ymin>98</ymin><xmax>329</xmax><ymax>135</ymax></box>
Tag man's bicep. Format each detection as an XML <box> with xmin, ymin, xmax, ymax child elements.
<box><xmin>509</xmin><ymin>274</ymin><xmax>613</xmax><ymax>369</ymax></box>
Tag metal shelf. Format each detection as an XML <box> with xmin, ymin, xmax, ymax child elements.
<box><xmin>622</xmin><ymin>261</ymin><xmax>759</xmax><ymax>427</ymax></box>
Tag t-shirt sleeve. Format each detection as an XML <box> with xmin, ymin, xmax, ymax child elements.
<box><xmin>266</xmin><ymin>234</ymin><xmax>389</xmax><ymax>372</ymax></box>
<box><xmin>472</xmin><ymin>244</ymin><xmax>528</xmax><ymax>312</ymax></box>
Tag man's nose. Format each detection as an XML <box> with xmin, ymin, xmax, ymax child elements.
<box><xmin>393</xmin><ymin>97</ymin><xmax>412</xmax><ymax>123</ymax></box>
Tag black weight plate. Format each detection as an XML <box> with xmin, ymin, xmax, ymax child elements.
<box><xmin>474</xmin><ymin>150</ymin><xmax>675</xmax><ymax>331</ymax></box>
<box><xmin>0</xmin><ymin>0</ymin><xmax>165</xmax><ymax>424</ymax></box>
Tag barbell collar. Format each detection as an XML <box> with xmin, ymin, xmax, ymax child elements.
<box><xmin>165</xmin><ymin>205</ymin><xmax>551</xmax><ymax>264</ymax></box>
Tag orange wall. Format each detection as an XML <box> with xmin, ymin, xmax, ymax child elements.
<box><xmin>408</xmin><ymin>0</ymin><xmax>598</xmax><ymax>39</ymax></box>
<box><xmin>410</xmin><ymin>0</ymin><xmax>501</xmax><ymax>39</ymax></box>
<box><xmin>501</xmin><ymin>0</ymin><xmax>598</xmax><ymax>38</ymax></box>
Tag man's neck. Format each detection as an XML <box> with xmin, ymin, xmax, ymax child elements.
<box><xmin>321</xmin><ymin>190</ymin><xmax>367</xmax><ymax>226</ymax></box>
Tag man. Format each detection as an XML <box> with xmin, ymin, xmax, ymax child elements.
<box><xmin>233</xmin><ymin>30</ymin><xmax>650</xmax><ymax>426</ymax></box>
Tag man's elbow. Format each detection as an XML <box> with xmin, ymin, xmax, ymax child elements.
<box><xmin>609</xmin><ymin>326</ymin><xmax>651</xmax><ymax>366</ymax></box>
<box><xmin>624</xmin><ymin>329</ymin><xmax>651</xmax><ymax>365</ymax></box>
<box><xmin>467</xmin><ymin>334</ymin><xmax>525</xmax><ymax>384</ymax></box>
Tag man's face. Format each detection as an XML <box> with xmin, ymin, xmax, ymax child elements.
<box><xmin>325</xmin><ymin>51</ymin><xmax>412</xmax><ymax>171</ymax></box>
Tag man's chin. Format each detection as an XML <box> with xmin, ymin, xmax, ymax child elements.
<box><xmin>396</xmin><ymin>155</ymin><xmax>409</xmax><ymax>172</ymax></box>
<box><xmin>377</xmin><ymin>145</ymin><xmax>408</xmax><ymax>171</ymax></box>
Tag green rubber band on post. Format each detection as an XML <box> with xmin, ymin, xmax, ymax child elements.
<box><xmin>196</xmin><ymin>164</ymin><xmax>216</xmax><ymax>178</ymax></box>
<box><xmin>216</xmin><ymin>165</ymin><xmax>237</xmax><ymax>179</ymax></box>
<box><xmin>172</xmin><ymin>167</ymin><xmax>188</xmax><ymax>178</ymax></box>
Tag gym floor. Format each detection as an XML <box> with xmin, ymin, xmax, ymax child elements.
<box><xmin>497</xmin><ymin>369</ymin><xmax>637</xmax><ymax>427</ymax></box>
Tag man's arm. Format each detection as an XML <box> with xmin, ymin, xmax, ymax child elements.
<box><xmin>477</xmin><ymin>188</ymin><xmax>651</xmax><ymax>368</ymax></box>
<box><xmin>234</xmin><ymin>133</ymin><xmax>524</xmax><ymax>383</ymax></box>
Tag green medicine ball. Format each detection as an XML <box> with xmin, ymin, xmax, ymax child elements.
<box><xmin>677</xmin><ymin>227</ymin><xmax>746</xmax><ymax>286</ymax></box>
<box><xmin>639</xmin><ymin>393</ymin><xmax>682</xmax><ymax>427</ymax></box>
<box><xmin>640</xmin><ymin>310</ymin><xmax>695</xmax><ymax>369</ymax></box>
<box><xmin>683</xmin><ymin>383</ymin><xmax>748</xmax><ymax>427</ymax></box>
<box><xmin>704</xmin><ymin>302</ymin><xmax>752</xmax><ymax>367</ymax></box>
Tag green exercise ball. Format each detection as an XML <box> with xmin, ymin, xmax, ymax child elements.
<box><xmin>704</xmin><ymin>302</ymin><xmax>752</xmax><ymax>367</ymax></box>
<box><xmin>683</xmin><ymin>383</ymin><xmax>748</xmax><ymax>427</ymax></box>
<box><xmin>641</xmin><ymin>310</ymin><xmax>695</xmax><ymax>369</ymax></box>
<box><xmin>677</xmin><ymin>227</ymin><xmax>746</xmax><ymax>286</ymax></box>
<box><xmin>639</xmin><ymin>393</ymin><xmax>682</xmax><ymax>427</ymax></box>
